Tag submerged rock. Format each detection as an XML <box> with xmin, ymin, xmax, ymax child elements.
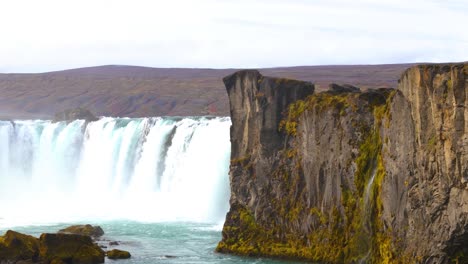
<box><xmin>58</xmin><ymin>225</ymin><xmax>104</xmax><ymax>238</ymax></box>
<box><xmin>107</xmin><ymin>249</ymin><xmax>131</xmax><ymax>259</ymax></box>
<box><xmin>53</xmin><ymin>108</ymin><xmax>98</xmax><ymax>123</ymax></box>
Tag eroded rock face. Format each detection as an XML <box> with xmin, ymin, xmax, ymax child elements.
<box><xmin>222</xmin><ymin>70</ymin><xmax>314</xmax><ymax>209</ymax></box>
<box><xmin>394</xmin><ymin>64</ymin><xmax>468</xmax><ymax>263</ymax></box>
<box><xmin>217</xmin><ymin>64</ymin><xmax>468</xmax><ymax>263</ymax></box>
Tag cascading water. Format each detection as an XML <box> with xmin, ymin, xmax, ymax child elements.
<box><xmin>358</xmin><ymin>169</ymin><xmax>377</xmax><ymax>264</ymax></box>
<box><xmin>0</xmin><ymin>117</ymin><xmax>231</xmax><ymax>228</ymax></box>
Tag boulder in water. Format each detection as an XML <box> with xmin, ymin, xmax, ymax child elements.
<box><xmin>0</xmin><ymin>230</ymin><xmax>40</xmax><ymax>262</ymax></box>
<box><xmin>107</xmin><ymin>249</ymin><xmax>131</xmax><ymax>259</ymax></box>
<box><xmin>53</xmin><ymin>107</ymin><xmax>98</xmax><ymax>123</ymax></box>
<box><xmin>58</xmin><ymin>224</ymin><xmax>104</xmax><ymax>238</ymax></box>
<box><xmin>39</xmin><ymin>233</ymin><xmax>105</xmax><ymax>264</ymax></box>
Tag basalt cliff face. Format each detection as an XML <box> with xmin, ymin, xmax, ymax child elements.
<box><xmin>217</xmin><ymin>64</ymin><xmax>468</xmax><ymax>263</ymax></box>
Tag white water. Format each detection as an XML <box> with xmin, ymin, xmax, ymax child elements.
<box><xmin>363</xmin><ymin>169</ymin><xmax>377</xmax><ymax>218</ymax></box>
<box><xmin>0</xmin><ymin>117</ymin><xmax>231</xmax><ymax>228</ymax></box>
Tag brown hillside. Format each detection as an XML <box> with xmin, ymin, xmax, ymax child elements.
<box><xmin>0</xmin><ymin>64</ymin><xmax>413</xmax><ymax>119</ymax></box>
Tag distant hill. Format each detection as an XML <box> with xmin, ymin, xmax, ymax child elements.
<box><xmin>0</xmin><ymin>64</ymin><xmax>414</xmax><ymax>119</ymax></box>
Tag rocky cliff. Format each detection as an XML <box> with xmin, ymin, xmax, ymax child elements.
<box><xmin>217</xmin><ymin>63</ymin><xmax>468</xmax><ymax>263</ymax></box>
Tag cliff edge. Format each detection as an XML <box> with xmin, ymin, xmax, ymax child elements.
<box><xmin>217</xmin><ymin>64</ymin><xmax>468</xmax><ymax>263</ymax></box>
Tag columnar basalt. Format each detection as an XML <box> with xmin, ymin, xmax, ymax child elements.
<box><xmin>217</xmin><ymin>63</ymin><xmax>468</xmax><ymax>263</ymax></box>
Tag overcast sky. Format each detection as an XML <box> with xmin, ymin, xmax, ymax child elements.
<box><xmin>0</xmin><ymin>0</ymin><xmax>467</xmax><ymax>73</ymax></box>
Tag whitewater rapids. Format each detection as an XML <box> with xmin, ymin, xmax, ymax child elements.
<box><xmin>0</xmin><ymin>117</ymin><xmax>231</xmax><ymax>227</ymax></box>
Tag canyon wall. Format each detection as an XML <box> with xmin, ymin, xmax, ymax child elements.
<box><xmin>217</xmin><ymin>63</ymin><xmax>468</xmax><ymax>263</ymax></box>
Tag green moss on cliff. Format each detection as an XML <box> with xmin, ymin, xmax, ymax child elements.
<box><xmin>219</xmin><ymin>89</ymin><xmax>410</xmax><ymax>263</ymax></box>
<box><xmin>279</xmin><ymin>92</ymin><xmax>354</xmax><ymax>136</ymax></box>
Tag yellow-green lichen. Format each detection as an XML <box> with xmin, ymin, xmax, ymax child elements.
<box><xmin>279</xmin><ymin>92</ymin><xmax>355</xmax><ymax>136</ymax></box>
<box><xmin>220</xmin><ymin>89</ymin><xmax>411</xmax><ymax>263</ymax></box>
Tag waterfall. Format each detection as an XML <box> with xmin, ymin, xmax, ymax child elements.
<box><xmin>357</xmin><ymin>168</ymin><xmax>377</xmax><ymax>264</ymax></box>
<box><xmin>363</xmin><ymin>169</ymin><xmax>377</xmax><ymax>232</ymax></box>
<box><xmin>0</xmin><ymin>117</ymin><xmax>231</xmax><ymax>227</ymax></box>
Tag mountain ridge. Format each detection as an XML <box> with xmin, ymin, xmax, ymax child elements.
<box><xmin>0</xmin><ymin>64</ymin><xmax>414</xmax><ymax>119</ymax></box>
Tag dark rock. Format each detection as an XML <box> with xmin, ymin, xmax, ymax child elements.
<box><xmin>328</xmin><ymin>83</ymin><xmax>360</xmax><ymax>93</ymax></box>
<box><xmin>222</xmin><ymin>70</ymin><xmax>314</xmax><ymax>164</ymax></box>
<box><xmin>0</xmin><ymin>230</ymin><xmax>39</xmax><ymax>262</ymax></box>
<box><xmin>58</xmin><ymin>225</ymin><xmax>104</xmax><ymax>238</ymax></box>
<box><xmin>108</xmin><ymin>241</ymin><xmax>119</xmax><ymax>246</ymax></box>
<box><xmin>49</xmin><ymin>258</ymin><xmax>66</xmax><ymax>264</ymax></box>
<box><xmin>0</xmin><ymin>230</ymin><xmax>107</xmax><ymax>264</ymax></box>
<box><xmin>107</xmin><ymin>249</ymin><xmax>131</xmax><ymax>259</ymax></box>
<box><xmin>53</xmin><ymin>108</ymin><xmax>98</xmax><ymax>123</ymax></box>
<box><xmin>39</xmin><ymin>233</ymin><xmax>105</xmax><ymax>264</ymax></box>
<box><xmin>15</xmin><ymin>260</ymin><xmax>38</xmax><ymax>264</ymax></box>
<box><xmin>217</xmin><ymin>64</ymin><xmax>468</xmax><ymax>263</ymax></box>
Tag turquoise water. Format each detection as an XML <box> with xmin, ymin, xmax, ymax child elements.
<box><xmin>0</xmin><ymin>117</ymin><xmax>304</xmax><ymax>263</ymax></box>
<box><xmin>0</xmin><ymin>221</ymin><xmax>301</xmax><ymax>264</ymax></box>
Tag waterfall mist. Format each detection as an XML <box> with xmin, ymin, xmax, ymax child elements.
<box><xmin>0</xmin><ymin>117</ymin><xmax>231</xmax><ymax>228</ymax></box>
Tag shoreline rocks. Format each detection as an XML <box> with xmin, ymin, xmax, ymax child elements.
<box><xmin>0</xmin><ymin>230</ymin><xmax>39</xmax><ymax>262</ymax></box>
<box><xmin>0</xmin><ymin>230</ymin><xmax>104</xmax><ymax>264</ymax></box>
<box><xmin>0</xmin><ymin>225</ymin><xmax>131</xmax><ymax>263</ymax></box>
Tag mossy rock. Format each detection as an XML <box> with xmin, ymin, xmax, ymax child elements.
<box><xmin>107</xmin><ymin>249</ymin><xmax>131</xmax><ymax>259</ymax></box>
<box><xmin>59</xmin><ymin>225</ymin><xmax>104</xmax><ymax>238</ymax></box>
<box><xmin>39</xmin><ymin>233</ymin><xmax>105</xmax><ymax>264</ymax></box>
<box><xmin>0</xmin><ymin>230</ymin><xmax>40</xmax><ymax>262</ymax></box>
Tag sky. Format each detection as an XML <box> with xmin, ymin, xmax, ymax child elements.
<box><xmin>0</xmin><ymin>0</ymin><xmax>467</xmax><ymax>73</ymax></box>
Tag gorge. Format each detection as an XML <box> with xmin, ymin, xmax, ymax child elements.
<box><xmin>217</xmin><ymin>63</ymin><xmax>468</xmax><ymax>263</ymax></box>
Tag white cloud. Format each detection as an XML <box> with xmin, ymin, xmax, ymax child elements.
<box><xmin>0</xmin><ymin>0</ymin><xmax>466</xmax><ymax>72</ymax></box>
